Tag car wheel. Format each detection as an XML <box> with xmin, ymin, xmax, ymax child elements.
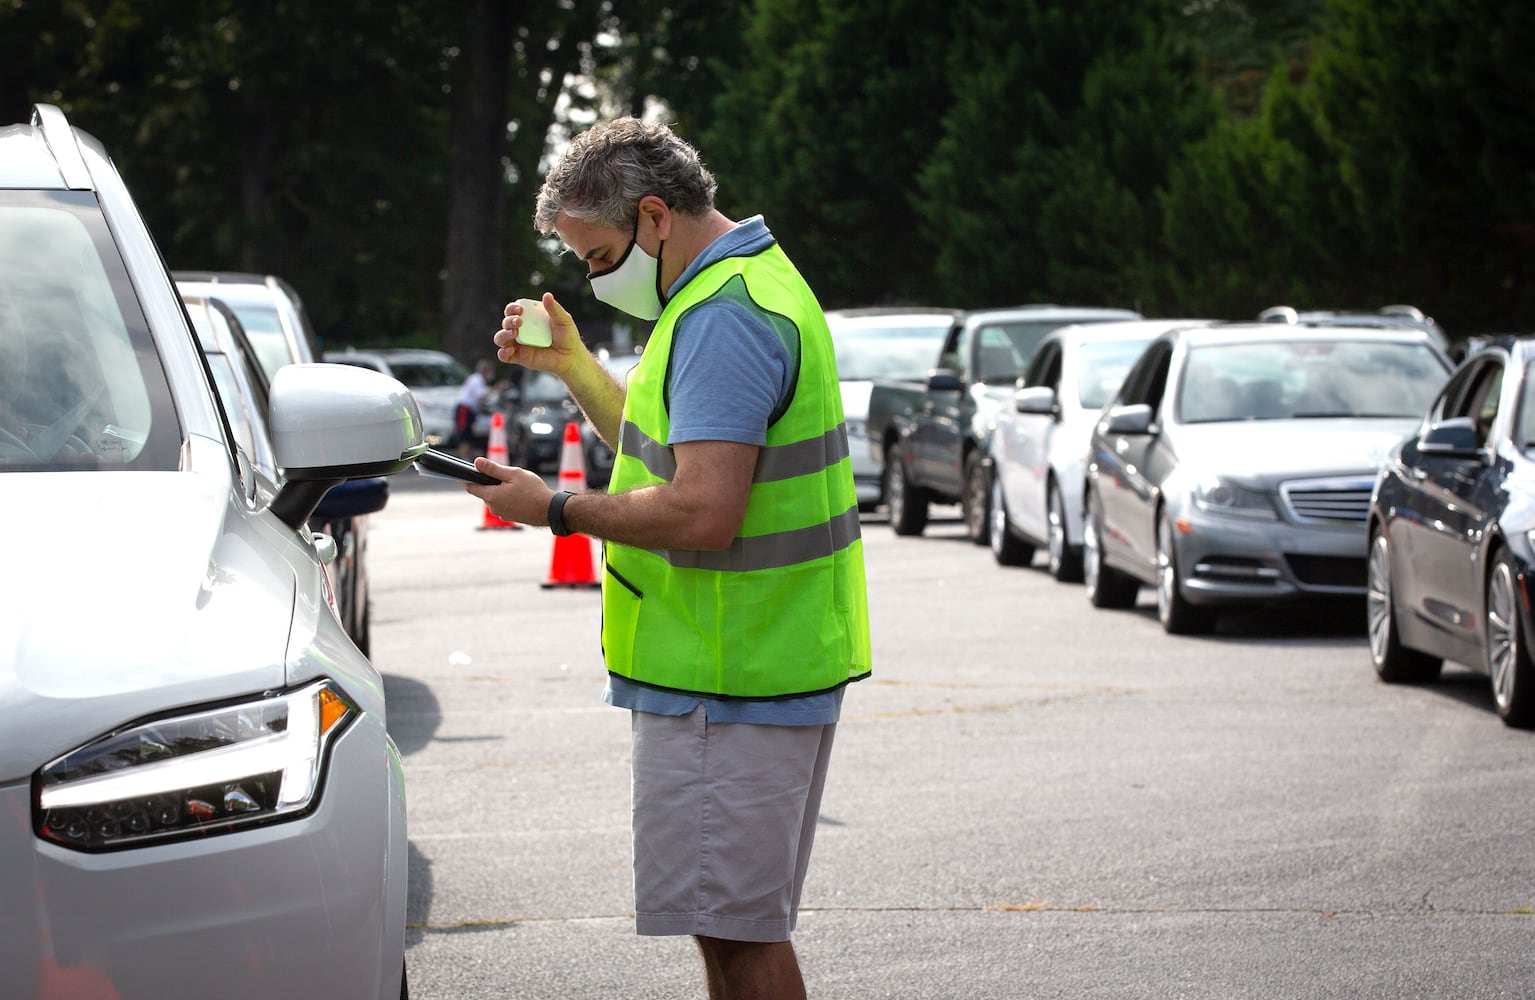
<box><xmin>988</xmin><ymin>468</ymin><xmax>1035</xmax><ymax>566</ymax></box>
<box><xmin>1487</xmin><ymin>548</ymin><xmax>1535</xmax><ymax>728</ymax></box>
<box><xmin>886</xmin><ymin>442</ymin><xmax>929</xmax><ymax>537</ymax></box>
<box><xmin>962</xmin><ymin>451</ymin><xmax>990</xmax><ymax>545</ymax></box>
<box><xmin>1157</xmin><ymin>511</ymin><xmax>1215</xmax><ymax>635</ymax></box>
<box><xmin>1047</xmin><ymin>480</ymin><xmax>1083</xmax><ymax>583</ymax></box>
<box><xmin>1366</xmin><ymin>527</ymin><xmax>1441</xmax><ymax>683</ymax></box>
<box><xmin>1083</xmin><ymin>487</ymin><xmax>1138</xmax><ymax>609</ymax></box>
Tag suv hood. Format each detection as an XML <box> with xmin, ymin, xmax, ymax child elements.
<box><xmin>0</xmin><ymin>473</ymin><xmax>295</xmax><ymax>782</ymax></box>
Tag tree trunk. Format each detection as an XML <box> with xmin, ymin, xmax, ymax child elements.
<box><xmin>443</xmin><ymin>0</ymin><xmax>511</xmax><ymax>366</ymax></box>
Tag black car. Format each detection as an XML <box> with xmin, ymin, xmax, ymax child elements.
<box><xmin>1367</xmin><ymin>337</ymin><xmax>1535</xmax><ymax>727</ymax></box>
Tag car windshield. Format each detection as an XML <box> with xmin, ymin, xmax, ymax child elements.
<box><xmin>829</xmin><ymin>321</ymin><xmax>949</xmax><ymax>380</ymax></box>
<box><xmin>389</xmin><ymin>359</ymin><xmax>467</xmax><ymax>388</ymax></box>
<box><xmin>1179</xmin><ymin>339</ymin><xmax>1447</xmax><ymax>424</ymax></box>
<box><xmin>0</xmin><ymin>191</ymin><xmax>180</xmax><ymax>471</ymax></box>
<box><xmin>1077</xmin><ymin>339</ymin><xmax>1155</xmax><ymax>410</ymax></box>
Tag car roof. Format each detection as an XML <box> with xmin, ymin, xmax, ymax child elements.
<box><xmin>1042</xmin><ymin>318</ymin><xmax>1214</xmax><ymax>345</ymax></box>
<box><xmin>1179</xmin><ymin>321</ymin><xmax>1440</xmax><ymax>348</ymax></box>
<box><xmin>824</xmin><ymin>308</ymin><xmax>962</xmax><ymax>330</ymax></box>
<box><xmin>961</xmin><ymin>304</ymin><xmax>1142</xmax><ymax>326</ymax></box>
<box><xmin>0</xmin><ymin>116</ymin><xmax>86</xmax><ymax>188</ymax></box>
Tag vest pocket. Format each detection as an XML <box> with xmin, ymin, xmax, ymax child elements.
<box><xmin>602</xmin><ymin>563</ymin><xmax>643</xmax><ymax>669</ymax></box>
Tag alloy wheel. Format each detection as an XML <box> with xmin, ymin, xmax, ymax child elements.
<box><xmin>1366</xmin><ymin>533</ymin><xmax>1393</xmax><ymax>666</ymax></box>
<box><xmin>1489</xmin><ymin>559</ymin><xmax>1519</xmax><ymax>713</ymax></box>
<box><xmin>1047</xmin><ymin>486</ymin><xmax>1066</xmax><ymax>575</ymax></box>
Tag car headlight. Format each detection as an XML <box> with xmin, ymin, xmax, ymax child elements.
<box><xmin>33</xmin><ymin>681</ymin><xmax>356</xmax><ymax>852</ymax></box>
<box><xmin>845</xmin><ymin>418</ymin><xmax>867</xmax><ymax>442</ymax></box>
<box><xmin>1193</xmin><ymin>476</ymin><xmax>1277</xmax><ymax>520</ymax></box>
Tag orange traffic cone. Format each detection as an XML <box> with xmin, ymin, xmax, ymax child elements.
<box><xmin>542</xmin><ymin>421</ymin><xmax>599</xmax><ymax>589</ymax></box>
<box><xmin>479</xmin><ymin>411</ymin><xmax>521</xmax><ymax>530</ymax></box>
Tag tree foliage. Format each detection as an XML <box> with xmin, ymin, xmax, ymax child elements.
<box><xmin>1</xmin><ymin>0</ymin><xmax>1531</xmax><ymax>354</ymax></box>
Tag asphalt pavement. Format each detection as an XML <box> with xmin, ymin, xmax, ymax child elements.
<box><xmin>372</xmin><ymin>471</ymin><xmax>1535</xmax><ymax>999</ymax></box>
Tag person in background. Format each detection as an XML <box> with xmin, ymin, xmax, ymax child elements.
<box><xmin>450</xmin><ymin>358</ymin><xmax>495</xmax><ymax>459</ymax></box>
<box><xmin>464</xmin><ymin>117</ymin><xmax>872</xmax><ymax>1000</ymax></box>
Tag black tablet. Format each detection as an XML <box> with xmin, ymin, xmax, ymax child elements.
<box><xmin>414</xmin><ymin>448</ymin><xmax>500</xmax><ymax>485</ymax></box>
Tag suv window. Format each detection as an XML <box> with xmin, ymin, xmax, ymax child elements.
<box><xmin>0</xmin><ymin>191</ymin><xmax>180</xmax><ymax>471</ymax></box>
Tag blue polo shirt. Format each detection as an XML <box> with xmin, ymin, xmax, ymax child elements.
<box><xmin>601</xmin><ymin>216</ymin><xmax>845</xmax><ymax>726</ymax></box>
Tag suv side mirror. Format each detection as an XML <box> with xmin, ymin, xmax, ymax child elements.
<box><xmin>267</xmin><ymin>363</ymin><xmax>427</xmax><ymax>528</ymax></box>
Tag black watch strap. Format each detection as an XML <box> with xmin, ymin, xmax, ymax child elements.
<box><xmin>547</xmin><ymin>490</ymin><xmax>575</xmax><ymax>536</ymax></box>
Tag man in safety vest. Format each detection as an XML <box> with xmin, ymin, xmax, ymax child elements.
<box><xmin>467</xmin><ymin>117</ymin><xmax>871</xmax><ymax>999</ymax></box>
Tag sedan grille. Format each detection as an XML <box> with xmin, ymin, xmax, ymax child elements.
<box><xmin>1279</xmin><ymin>477</ymin><xmax>1375</xmax><ymax>525</ymax></box>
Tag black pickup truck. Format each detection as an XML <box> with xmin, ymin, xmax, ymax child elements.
<box><xmin>869</xmin><ymin>305</ymin><xmax>1141</xmax><ymax>541</ymax></box>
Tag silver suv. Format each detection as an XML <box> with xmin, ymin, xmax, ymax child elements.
<box><xmin>0</xmin><ymin>105</ymin><xmax>417</xmax><ymax>997</ymax></box>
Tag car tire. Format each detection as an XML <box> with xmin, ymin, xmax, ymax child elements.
<box><xmin>1157</xmin><ymin>511</ymin><xmax>1215</xmax><ymax>635</ymax></box>
<box><xmin>962</xmin><ymin>451</ymin><xmax>990</xmax><ymax>545</ymax></box>
<box><xmin>1366</xmin><ymin>528</ymin><xmax>1441</xmax><ymax>683</ymax></box>
<box><xmin>1047</xmin><ymin>479</ymin><xmax>1083</xmax><ymax>583</ymax></box>
<box><xmin>886</xmin><ymin>442</ymin><xmax>929</xmax><ymax>537</ymax></box>
<box><xmin>1487</xmin><ymin>548</ymin><xmax>1535</xmax><ymax>728</ymax></box>
<box><xmin>1083</xmin><ymin>486</ymin><xmax>1138</xmax><ymax>609</ymax></box>
<box><xmin>988</xmin><ymin>468</ymin><xmax>1034</xmax><ymax>566</ymax></box>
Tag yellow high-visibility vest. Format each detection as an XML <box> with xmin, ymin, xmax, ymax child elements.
<box><xmin>601</xmin><ymin>244</ymin><xmax>872</xmax><ymax>698</ymax></box>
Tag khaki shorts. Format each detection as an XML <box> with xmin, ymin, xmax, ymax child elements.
<box><xmin>630</xmin><ymin>706</ymin><xmax>837</xmax><ymax>942</ymax></box>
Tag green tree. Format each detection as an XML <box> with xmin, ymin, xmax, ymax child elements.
<box><xmin>699</xmin><ymin>0</ymin><xmax>959</xmax><ymax>308</ymax></box>
<box><xmin>1304</xmin><ymin>0</ymin><xmax>1535</xmax><ymax>331</ymax></box>
<box><xmin>920</xmin><ymin>0</ymin><xmax>1215</xmax><ymax>311</ymax></box>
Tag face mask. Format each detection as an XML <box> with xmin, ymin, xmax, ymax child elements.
<box><xmin>588</xmin><ymin>218</ymin><xmax>666</xmax><ymax>321</ymax></box>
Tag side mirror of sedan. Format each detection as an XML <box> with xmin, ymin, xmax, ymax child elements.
<box><xmin>267</xmin><ymin>363</ymin><xmax>428</xmax><ymax>529</ymax></box>
<box><xmin>1418</xmin><ymin>416</ymin><xmax>1486</xmax><ymax>460</ymax></box>
<box><xmin>1014</xmin><ymin>385</ymin><xmax>1058</xmax><ymax>416</ymax></box>
<box><xmin>1101</xmin><ymin>403</ymin><xmax>1154</xmax><ymax>436</ymax></box>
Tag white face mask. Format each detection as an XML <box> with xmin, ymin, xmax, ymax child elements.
<box><xmin>588</xmin><ymin>220</ymin><xmax>666</xmax><ymax>321</ymax></box>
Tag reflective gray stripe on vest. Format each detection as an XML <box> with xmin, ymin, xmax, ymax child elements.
<box><xmin>653</xmin><ymin>504</ymin><xmax>862</xmax><ymax>573</ymax></box>
<box><xmin>618</xmin><ymin>422</ymin><xmax>850</xmax><ymax>484</ymax></box>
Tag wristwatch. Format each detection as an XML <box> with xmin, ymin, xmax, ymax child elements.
<box><xmin>547</xmin><ymin>490</ymin><xmax>575</xmax><ymax>536</ymax></box>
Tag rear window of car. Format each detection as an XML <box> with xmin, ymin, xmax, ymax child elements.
<box><xmin>0</xmin><ymin>191</ymin><xmax>180</xmax><ymax>471</ymax></box>
<box><xmin>828</xmin><ymin>321</ymin><xmax>949</xmax><ymax>381</ymax></box>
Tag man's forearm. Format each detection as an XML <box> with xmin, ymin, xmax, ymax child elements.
<box><xmin>561</xmin><ymin>355</ymin><xmax>626</xmax><ymax>447</ymax></box>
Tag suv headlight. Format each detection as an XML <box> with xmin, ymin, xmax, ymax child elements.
<box><xmin>34</xmin><ymin>681</ymin><xmax>356</xmax><ymax>852</ymax></box>
<box><xmin>1193</xmin><ymin>476</ymin><xmax>1277</xmax><ymax>520</ymax></box>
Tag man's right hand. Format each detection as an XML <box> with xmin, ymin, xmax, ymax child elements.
<box><xmin>494</xmin><ymin>293</ymin><xmax>582</xmax><ymax>376</ymax></box>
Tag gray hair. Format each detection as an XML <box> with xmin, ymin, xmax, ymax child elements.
<box><xmin>534</xmin><ymin>117</ymin><xmax>717</xmax><ymax>235</ymax></box>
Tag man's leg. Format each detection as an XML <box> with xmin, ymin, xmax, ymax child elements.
<box><xmin>695</xmin><ymin>937</ymin><xmax>805</xmax><ymax>1000</ymax></box>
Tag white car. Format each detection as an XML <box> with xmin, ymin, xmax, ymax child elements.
<box><xmin>325</xmin><ymin>346</ymin><xmax>488</xmax><ymax>446</ymax></box>
<box><xmin>825</xmin><ymin>307</ymin><xmax>960</xmax><ymax>509</ymax></box>
<box><xmin>988</xmin><ymin>319</ymin><xmax>1212</xmax><ymax>579</ymax></box>
<box><xmin>2</xmin><ymin>104</ymin><xmax>418</xmax><ymax>997</ymax></box>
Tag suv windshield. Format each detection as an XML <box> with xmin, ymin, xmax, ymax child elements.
<box><xmin>0</xmin><ymin>191</ymin><xmax>180</xmax><ymax>470</ymax></box>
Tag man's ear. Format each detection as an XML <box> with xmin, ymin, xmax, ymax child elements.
<box><xmin>637</xmin><ymin>195</ymin><xmax>671</xmax><ymax>241</ymax></box>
